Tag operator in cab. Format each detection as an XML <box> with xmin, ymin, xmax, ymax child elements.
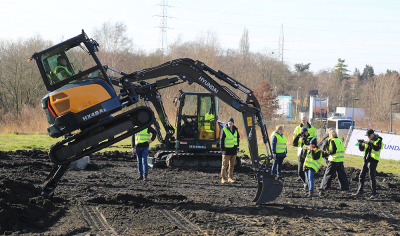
<box><xmin>132</xmin><ymin>126</ymin><xmax>157</xmax><ymax>181</ymax></box>
<box><xmin>54</xmin><ymin>56</ymin><xmax>73</xmax><ymax>81</ymax></box>
<box><xmin>354</xmin><ymin>129</ymin><xmax>383</xmax><ymax>199</ymax></box>
<box><xmin>220</xmin><ymin>117</ymin><xmax>240</xmax><ymax>183</ymax></box>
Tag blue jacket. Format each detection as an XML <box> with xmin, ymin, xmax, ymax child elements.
<box><xmin>271</xmin><ymin>133</ymin><xmax>287</xmax><ymax>158</ymax></box>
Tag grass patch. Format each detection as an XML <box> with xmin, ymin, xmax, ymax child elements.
<box><xmin>0</xmin><ymin>134</ymin><xmax>160</xmax><ymax>153</ymax></box>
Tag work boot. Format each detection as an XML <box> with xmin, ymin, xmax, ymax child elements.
<box><xmin>308</xmin><ymin>190</ymin><xmax>314</xmax><ymax>197</ymax></box>
<box><xmin>303</xmin><ymin>184</ymin><xmax>308</xmax><ymax>191</ymax></box>
<box><xmin>221</xmin><ymin>178</ymin><xmax>227</xmax><ymax>183</ymax></box>
<box><xmin>370</xmin><ymin>194</ymin><xmax>377</xmax><ymax>199</ymax></box>
<box><xmin>144</xmin><ymin>174</ymin><xmax>148</xmax><ymax>181</ymax></box>
<box><xmin>352</xmin><ymin>191</ymin><xmax>363</xmax><ymax>197</ymax></box>
<box><xmin>137</xmin><ymin>175</ymin><xmax>143</xmax><ymax>180</ymax></box>
<box><xmin>228</xmin><ymin>177</ymin><xmax>235</xmax><ymax>183</ymax></box>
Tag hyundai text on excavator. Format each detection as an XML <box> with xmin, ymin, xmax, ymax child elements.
<box><xmin>29</xmin><ymin>30</ymin><xmax>282</xmax><ymax>204</ymax></box>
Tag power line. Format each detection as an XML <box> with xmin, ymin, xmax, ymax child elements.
<box><xmin>155</xmin><ymin>0</ymin><xmax>169</xmax><ymax>54</ymax></box>
<box><xmin>170</xmin><ymin>6</ymin><xmax>400</xmax><ymax>23</ymax></box>
<box><xmin>170</xmin><ymin>17</ymin><xmax>400</xmax><ymax>34</ymax></box>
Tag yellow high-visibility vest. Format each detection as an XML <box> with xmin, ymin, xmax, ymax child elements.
<box><xmin>223</xmin><ymin>127</ymin><xmax>238</xmax><ymax>148</ymax></box>
<box><xmin>135</xmin><ymin>128</ymin><xmax>151</xmax><ymax>144</ymax></box>
<box><xmin>328</xmin><ymin>138</ymin><xmax>345</xmax><ymax>162</ymax></box>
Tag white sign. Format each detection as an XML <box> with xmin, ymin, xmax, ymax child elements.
<box><xmin>345</xmin><ymin>128</ymin><xmax>400</xmax><ymax>161</ymax></box>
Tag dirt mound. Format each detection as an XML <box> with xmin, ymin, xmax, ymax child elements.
<box><xmin>0</xmin><ymin>178</ymin><xmax>62</xmax><ymax>235</ymax></box>
<box><xmin>0</xmin><ymin>150</ymin><xmax>399</xmax><ymax>235</ymax></box>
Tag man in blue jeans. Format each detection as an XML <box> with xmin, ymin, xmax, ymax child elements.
<box><xmin>131</xmin><ymin>126</ymin><xmax>157</xmax><ymax>181</ymax></box>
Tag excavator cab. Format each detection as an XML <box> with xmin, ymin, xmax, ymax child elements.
<box><xmin>30</xmin><ymin>31</ymin><xmax>123</xmax><ymax>138</ymax></box>
<box><xmin>176</xmin><ymin>92</ymin><xmax>221</xmax><ymax>151</ymax></box>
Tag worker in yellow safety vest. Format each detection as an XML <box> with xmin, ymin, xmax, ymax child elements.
<box><xmin>204</xmin><ymin>112</ymin><xmax>215</xmax><ymax>132</ymax></box>
<box><xmin>303</xmin><ymin>137</ymin><xmax>324</xmax><ymax>197</ymax></box>
<box><xmin>220</xmin><ymin>117</ymin><xmax>240</xmax><ymax>183</ymax></box>
<box><xmin>293</xmin><ymin>116</ymin><xmax>317</xmax><ymax>187</ymax></box>
<box><xmin>271</xmin><ymin>125</ymin><xmax>287</xmax><ymax>181</ymax></box>
<box><xmin>319</xmin><ymin>129</ymin><xmax>349</xmax><ymax>193</ymax></box>
<box><xmin>132</xmin><ymin>126</ymin><xmax>157</xmax><ymax>181</ymax></box>
<box><xmin>354</xmin><ymin>129</ymin><xmax>383</xmax><ymax>199</ymax></box>
<box><xmin>54</xmin><ymin>56</ymin><xmax>73</xmax><ymax>81</ymax></box>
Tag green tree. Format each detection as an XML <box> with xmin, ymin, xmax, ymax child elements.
<box><xmin>294</xmin><ymin>63</ymin><xmax>311</xmax><ymax>74</ymax></box>
<box><xmin>334</xmin><ymin>58</ymin><xmax>349</xmax><ymax>81</ymax></box>
<box><xmin>361</xmin><ymin>64</ymin><xmax>374</xmax><ymax>80</ymax></box>
<box><xmin>353</xmin><ymin>67</ymin><xmax>361</xmax><ymax>79</ymax></box>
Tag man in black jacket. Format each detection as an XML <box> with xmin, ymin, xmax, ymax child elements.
<box><xmin>220</xmin><ymin>117</ymin><xmax>240</xmax><ymax>183</ymax></box>
<box><xmin>293</xmin><ymin>127</ymin><xmax>313</xmax><ymax>190</ymax></box>
<box><xmin>132</xmin><ymin>126</ymin><xmax>157</xmax><ymax>181</ymax></box>
<box><xmin>354</xmin><ymin>129</ymin><xmax>383</xmax><ymax>199</ymax></box>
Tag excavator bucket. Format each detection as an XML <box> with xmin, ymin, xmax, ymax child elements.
<box><xmin>252</xmin><ymin>174</ymin><xmax>283</xmax><ymax>204</ymax></box>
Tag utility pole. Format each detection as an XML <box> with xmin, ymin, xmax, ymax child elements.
<box><xmin>155</xmin><ymin>0</ymin><xmax>169</xmax><ymax>54</ymax></box>
<box><xmin>278</xmin><ymin>24</ymin><xmax>284</xmax><ymax>62</ymax></box>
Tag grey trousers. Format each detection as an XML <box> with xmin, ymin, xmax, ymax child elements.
<box><xmin>358</xmin><ymin>161</ymin><xmax>378</xmax><ymax>194</ymax></box>
<box><xmin>320</xmin><ymin>161</ymin><xmax>349</xmax><ymax>190</ymax></box>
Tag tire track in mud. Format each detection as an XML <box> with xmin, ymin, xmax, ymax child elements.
<box><xmin>77</xmin><ymin>206</ymin><xmax>118</xmax><ymax>236</ymax></box>
<box><xmin>155</xmin><ymin>206</ymin><xmax>201</xmax><ymax>235</ymax></box>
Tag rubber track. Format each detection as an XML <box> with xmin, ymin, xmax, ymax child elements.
<box><xmin>49</xmin><ymin>106</ymin><xmax>154</xmax><ymax>165</ymax></box>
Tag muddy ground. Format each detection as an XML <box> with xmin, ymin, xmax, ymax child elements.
<box><xmin>0</xmin><ymin>149</ymin><xmax>400</xmax><ymax>236</ymax></box>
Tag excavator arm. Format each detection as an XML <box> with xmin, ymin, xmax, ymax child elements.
<box><xmin>110</xmin><ymin>58</ymin><xmax>282</xmax><ymax>204</ymax></box>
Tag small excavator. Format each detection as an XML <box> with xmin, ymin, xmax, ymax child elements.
<box><xmin>29</xmin><ymin>30</ymin><xmax>282</xmax><ymax>204</ymax></box>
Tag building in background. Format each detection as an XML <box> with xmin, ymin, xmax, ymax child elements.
<box><xmin>275</xmin><ymin>96</ymin><xmax>292</xmax><ymax>120</ymax></box>
<box><xmin>309</xmin><ymin>96</ymin><xmax>329</xmax><ymax>122</ymax></box>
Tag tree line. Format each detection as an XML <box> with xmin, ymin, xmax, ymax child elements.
<box><xmin>0</xmin><ymin>21</ymin><xmax>399</xmax><ymax>130</ymax></box>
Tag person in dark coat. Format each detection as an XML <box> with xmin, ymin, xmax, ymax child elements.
<box><xmin>319</xmin><ymin>129</ymin><xmax>349</xmax><ymax>192</ymax></box>
<box><xmin>271</xmin><ymin>125</ymin><xmax>287</xmax><ymax>181</ymax></box>
<box><xmin>220</xmin><ymin>117</ymin><xmax>240</xmax><ymax>183</ymax></box>
<box><xmin>354</xmin><ymin>129</ymin><xmax>383</xmax><ymax>199</ymax></box>
<box><xmin>293</xmin><ymin>127</ymin><xmax>313</xmax><ymax>190</ymax></box>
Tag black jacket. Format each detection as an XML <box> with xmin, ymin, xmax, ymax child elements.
<box><xmin>359</xmin><ymin>134</ymin><xmax>382</xmax><ymax>163</ymax></box>
<box><xmin>293</xmin><ymin>133</ymin><xmax>312</xmax><ymax>147</ymax></box>
<box><xmin>131</xmin><ymin>126</ymin><xmax>157</xmax><ymax>148</ymax></box>
<box><xmin>220</xmin><ymin>125</ymin><xmax>240</xmax><ymax>155</ymax></box>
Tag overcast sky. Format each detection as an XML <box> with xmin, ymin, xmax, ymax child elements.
<box><xmin>1</xmin><ymin>0</ymin><xmax>400</xmax><ymax>74</ymax></box>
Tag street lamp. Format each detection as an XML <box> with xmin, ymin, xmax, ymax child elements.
<box><xmin>352</xmin><ymin>98</ymin><xmax>360</xmax><ymax>124</ymax></box>
<box><xmin>296</xmin><ymin>87</ymin><xmax>301</xmax><ymax>119</ymax></box>
<box><xmin>367</xmin><ymin>98</ymin><xmax>371</xmax><ymax>125</ymax></box>
<box><xmin>390</xmin><ymin>101</ymin><xmax>400</xmax><ymax>132</ymax></box>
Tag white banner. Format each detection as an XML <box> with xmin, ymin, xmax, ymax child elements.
<box><xmin>345</xmin><ymin>128</ymin><xmax>400</xmax><ymax>161</ymax></box>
